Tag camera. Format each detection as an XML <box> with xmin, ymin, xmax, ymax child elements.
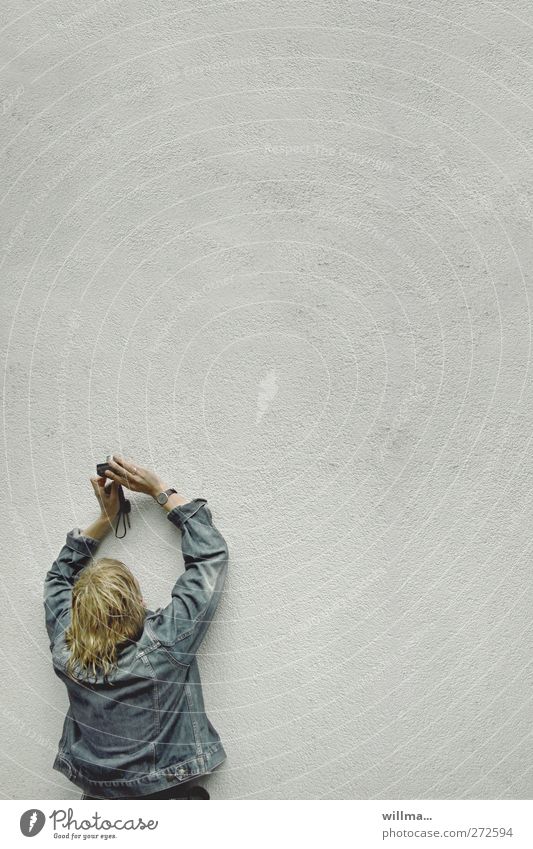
<box><xmin>96</xmin><ymin>455</ymin><xmax>131</xmax><ymax>538</ymax></box>
<box><xmin>96</xmin><ymin>453</ymin><xmax>113</xmax><ymax>478</ymax></box>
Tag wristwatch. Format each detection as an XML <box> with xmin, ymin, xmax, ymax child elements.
<box><xmin>155</xmin><ymin>487</ymin><xmax>178</xmax><ymax>505</ymax></box>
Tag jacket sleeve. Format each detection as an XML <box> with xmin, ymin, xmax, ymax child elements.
<box><xmin>43</xmin><ymin>529</ymin><xmax>101</xmax><ymax>650</ymax></box>
<box><xmin>147</xmin><ymin>498</ymin><xmax>228</xmax><ymax>661</ymax></box>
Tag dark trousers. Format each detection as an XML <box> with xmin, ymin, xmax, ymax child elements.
<box><xmin>81</xmin><ymin>778</ymin><xmax>199</xmax><ymax>800</ymax></box>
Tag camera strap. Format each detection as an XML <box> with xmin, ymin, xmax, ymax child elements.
<box><xmin>114</xmin><ymin>485</ymin><xmax>131</xmax><ymax>538</ymax></box>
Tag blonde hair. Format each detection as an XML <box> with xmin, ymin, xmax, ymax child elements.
<box><xmin>65</xmin><ymin>557</ymin><xmax>146</xmax><ymax>686</ymax></box>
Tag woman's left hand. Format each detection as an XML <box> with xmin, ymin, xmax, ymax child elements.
<box><xmin>91</xmin><ymin>475</ymin><xmax>121</xmax><ymax>522</ymax></box>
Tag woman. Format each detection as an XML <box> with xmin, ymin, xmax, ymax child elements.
<box><xmin>43</xmin><ymin>454</ymin><xmax>229</xmax><ymax>800</ymax></box>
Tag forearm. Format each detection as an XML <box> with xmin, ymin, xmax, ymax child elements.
<box><xmin>82</xmin><ymin>492</ymin><xmax>193</xmax><ymax>537</ymax></box>
<box><xmin>81</xmin><ymin>514</ymin><xmax>114</xmax><ymax>540</ymax></box>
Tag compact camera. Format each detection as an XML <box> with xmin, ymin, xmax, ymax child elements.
<box><xmin>96</xmin><ymin>461</ymin><xmax>112</xmax><ymax>477</ymax></box>
<box><xmin>96</xmin><ymin>455</ymin><xmax>131</xmax><ymax>538</ymax></box>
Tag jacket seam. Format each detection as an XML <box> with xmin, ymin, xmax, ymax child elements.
<box><xmin>159</xmin><ymin>643</ymin><xmax>192</xmax><ymax>669</ymax></box>
<box><xmin>143</xmin><ymin>621</ymin><xmax>192</xmax><ymax>661</ymax></box>
<box><xmin>139</xmin><ymin>653</ymin><xmax>161</xmax><ymax>738</ymax></box>
<box><xmin>185</xmin><ymin>684</ymin><xmax>203</xmax><ymax>758</ymax></box>
<box><xmin>146</xmin><ymin>597</ymin><xmax>221</xmax><ymax>650</ymax></box>
<box><xmin>168</xmin><ymin>600</ymin><xmax>215</xmax><ymax>647</ymax></box>
<box><xmin>62</xmin><ymin>750</ymin><xmax>222</xmax><ymax>785</ymax></box>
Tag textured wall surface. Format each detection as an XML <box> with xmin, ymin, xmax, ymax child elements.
<box><xmin>1</xmin><ymin>0</ymin><xmax>532</xmax><ymax>800</ymax></box>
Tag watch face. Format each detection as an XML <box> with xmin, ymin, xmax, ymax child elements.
<box><xmin>157</xmin><ymin>491</ymin><xmax>167</xmax><ymax>504</ymax></box>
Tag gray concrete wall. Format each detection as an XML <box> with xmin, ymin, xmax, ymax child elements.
<box><xmin>1</xmin><ymin>0</ymin><xmax>532</xmax><ymax>800</ymax></box>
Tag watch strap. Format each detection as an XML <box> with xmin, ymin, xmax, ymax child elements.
<box><xmin>156</xmin><ymin>487</ymin><xmax>178</xmax><ymax>504</ymax></box>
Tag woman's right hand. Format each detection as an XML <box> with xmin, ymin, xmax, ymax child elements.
<box><xmin>104</xmin><ymin>454</ymin><xmax>166</xmax><ymax>497</ymax></box>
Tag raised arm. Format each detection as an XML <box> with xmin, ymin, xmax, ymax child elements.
<box><xmin>102</xmin><ymin>455</ymin><xmax>229</xmax><ymax>660</ymax></box>
<box><xmin>42</xmin><ymin>477</ymin><xmax>119</xmax><ymax>650</ymax></box>
<box><xmin>43</xmin><ymin>529</ymin><xmax>101</xmax><ymax>649</ymax></box>
<box><xmin>145</xmin><ymin>497</ymin><xmax>229</xmax><ymax>662</ymax></box>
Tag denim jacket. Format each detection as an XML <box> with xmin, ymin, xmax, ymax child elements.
<box><xmin>43</xmin><ymin>498</ymin><xmax>228</xmax><ymax>799</ymax></box>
